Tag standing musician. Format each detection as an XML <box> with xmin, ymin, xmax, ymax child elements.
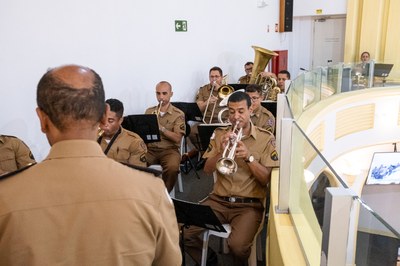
<box><xmin>184</xmin><ymin>91</ymin><xmax>279</xmax><ymax>265</ymax></box>
<box><xmin>0</xmin><ymin>64</ymin><xmax>181</xmax><ymax>265</ymax></box>
<box><xmin>238</xmin><ymin>61</ymin><xmax>254</xmax><ymax>84</ymax></box>
<box><xmin>245</xmin><ymin>84</ymin><xmax>276</xmax><ymax>134</ymax></box>
<box><xmin>145</xmin><ymin>81</ymin><xmax>185</xmax><ymax>193</ymax></box>
<box><xmin>0</xmin><ymin>135</ymin><xmax>36</xmax><ymax>175</ymax></box>
<box><xmin>98</xmin><ymin>98</ymin><xmax>147</xmax><ymax>167</ymax></box>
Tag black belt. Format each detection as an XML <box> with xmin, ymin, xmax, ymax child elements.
<box><xmin>218</xmin><ymin>196</ymin><xmax>260</xmax><ymax>204</ymax></box>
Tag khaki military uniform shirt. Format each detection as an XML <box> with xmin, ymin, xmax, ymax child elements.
<box><xmin>0</xmin><ymin>140</ymin><xmax>181</xmax><ymax>266</ymax></box>
<box><xmin>238</xmin><ymin>75</ymin><xmax>251</xmax><ymax>84</ymax></box>
<box><xmin>98</xmin><ymin>127</ymin><xmax>147</xmax><ymax>167</ymax></box>
<box><xmin>251</xmin><ymin>106</ymin><xmax>276</xmax><ymax>134</ymax></box>
<box><xmin>145</xmin><ymin>103</ymin><xmax>185</xmax><ymax>150</ymax></box>
<box><xmin>204</xmin><ymin>123</ymin><xmax>279</xmax><ymax>199</ymax></box>
<box><xmin>196</xmin><ymin>84</ymin><xmax>225</xmax><ymax>124</ymax></box>
<box><xmin>0</xmin><ymin>135</ymin><xmax>35</xmax><ymax>175</ymax></box>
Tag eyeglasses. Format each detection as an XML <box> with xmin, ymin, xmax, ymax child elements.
<box><xmin>250</xmin><ymin>96</ymin><xmax>260</xmax><ymax>101</ymax></box>
<box><xmin>245</xmin><ymin>68</ymin><xmax>253</xmax><ymax>71</ymax></box>
<box><xmin>210</xmin><ymin>75</ymin><xmax>221</xmax><ymax>78</ymax></box>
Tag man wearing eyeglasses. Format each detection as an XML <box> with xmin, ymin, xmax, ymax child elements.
<box><xmin>238</xmin><ymin>62</ymin><xmax>253</xmax><ymax>84</ymax></box>
<box><xmin>245</xmin><ymin>84</ymin><xmax>275</xmax><ymax>134</ymax></box>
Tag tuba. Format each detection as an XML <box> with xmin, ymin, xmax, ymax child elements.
<box><xmin>249</xmin><ymin>46</ymin><xmax>279</xmax><ymax>101</ymax></box>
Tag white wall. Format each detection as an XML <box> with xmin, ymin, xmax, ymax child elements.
<box><xmin>0</xmin><ymin>0</ymin><xmax>346</xmax><ymax>160</ymax></box>
<box><xmin>294</xmin><ymin>0</ymin><xmax>347</xmax><ymax>17</ymax></box>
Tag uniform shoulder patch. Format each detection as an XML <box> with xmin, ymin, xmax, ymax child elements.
<box><xmin>121</xmin><ymin>162</ymin><xmax>161</xmax><ymax>177</ymax></box>
<box><xmin>0</xmin><ymin>162</ymin><xmax>36</xmax><ymax>180</ymax></box>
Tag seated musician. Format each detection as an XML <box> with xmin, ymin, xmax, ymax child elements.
<box><xmin>98</xmin><ymin>98</ymin><xmax>147</xmax><ymax>167</ymax></box>
<box><xmin>145</xmin><ymin>81</ymin><xmax>185</xmax><ymax>193</ymax></box>
<box><xmin>238</xmin><ymin>61</ymin><xmax>253</xmax><ymax>84</ymax></box>
<box><xmin>0</xmin><ymin>135</ymin><xmax>36</xmax><ymax>175</ymax></box>
<box><xmin>245</xmin><ymin>84</ymin><xmax>276</xmax><ymax>134</ymax></box>
<box><xmin>261</xmin><ymin>69</ymin><xmax>291</xmax><ymax>94</ymax></box>
<box><xmin>184</xmin><ymin>91</ymin><xmax>279</xmax><ymax>265</ymax></box>
<box><xmin>188</xmin><ymin>66</ymin><xmax>225</xmax><ymax>163</ymax></box>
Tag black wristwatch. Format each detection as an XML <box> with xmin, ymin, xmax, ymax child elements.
<box><xmin>244</xmin><ymin>155</ymin><xmax>254</xmax><ymax>163</ymax></box>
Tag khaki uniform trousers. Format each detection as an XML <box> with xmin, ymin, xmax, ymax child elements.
<box><xmin>184</xmin><ymin>194</ymin><xmax>264</xmax><ymax>265</ymax></box>
<box><xmin>146</xmin><ymin>147</ymin><xmax>181</xmax><ymax>192</ymax></box>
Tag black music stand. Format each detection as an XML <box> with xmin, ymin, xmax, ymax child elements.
<box><xmin>172</xmin><ymin>198</ymin><xmax>226</xmax><ymax>266</ymax></box>
<box><xmin>197</xmin><ymin>124</ymin><xmax>225</xmax><ymax>152</ymax></box>
<box><xmin>121</xmin><ymin>114</ymin><xmax>160</xmax><ymax>143</ymax></box>
<box><xmin>228</xmin><ymin>83</ymin><xmax>248</xmax><ymax>91</ymax></box>
<box><xmin>171</xmin><ymin>102</ymin><xmax>203</xmax><ymax>122</ymax></box>
<box><xmin>171</xmin><ymin>102</ymin><xmax>202</xmax><ymax>178</ymax></box>
<box><xmin>261</xmin><ymin>101</ymin><xmax>277</xmax><ymax>118</ymax></box>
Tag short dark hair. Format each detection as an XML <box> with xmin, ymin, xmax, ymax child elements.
<box><xmin>106</xmin><ymin>98</ymin><xmax>124</xmax><ymax>118</ymax></box>
<box><xmin>209</xmin><ymin>66</ymin><xmax>223</xmax><ymax>76</ymax></box>
<box><xmin>244</xmin><ymin>62</ymin><xmax>253</xmax><ymax>67</ymax></box>
<box><xmin>245</xmin><ymin>84</ymin><xmax>262</xmax><ymax>95</ymax></box>
<box><xmin>37</xmin><ymin>67</ymin><xmax>105</xmax><ymax>131</ymax></box>
<box><xmin>228</xmin><ymin>91</ymin><xmax>251</xmax><ymax>108</ymax></box>
<box><xmin>361</xmin><ymin>51</ymin><xmax>370</xmax><ymax>59</ymax></box>
<box><xmin>278</xmin><ymin>70</ymin><xmax>291</xmax><ymax>79</ymax></box>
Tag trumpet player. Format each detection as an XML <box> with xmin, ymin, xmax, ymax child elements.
<box><xmin>184</xmin><ymin>91</ymin><xmax>279</xmax><ymax>265</ymax></box>
<box><xmin>245</xmin><ymin>84</ymin><xmax>276</xmax><ymax>134</ymax></box>
<box><xmin>98</xmin><ymin>98</ymin><xmax>147</xmax><ymax>167</ymax></box>
<box><xmin>145</xmin><ymin>81</ymin><xmax>185</xmax><ymax>193</ymax></box>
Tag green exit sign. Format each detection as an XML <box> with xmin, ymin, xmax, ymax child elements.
<box><xmin>175</xmin><ymin>20</ymin><xmax>187</xmax><ymax>32</ymax></box>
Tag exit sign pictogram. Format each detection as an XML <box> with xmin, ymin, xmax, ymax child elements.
<box><xmin>175</xmin><ymin>20</ymin><xmax>187</xmax><ymax>32</ymax></box>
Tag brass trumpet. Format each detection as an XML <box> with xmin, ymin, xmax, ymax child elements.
<box><xmin>216</xmin><ymin>121</ymin><xmax>243</xmax><ymax>175</ymax></box>
<box><xmin>154</xmin><ymin>100</ymin><xmax>163</xmax><ymax>116</ymax></box>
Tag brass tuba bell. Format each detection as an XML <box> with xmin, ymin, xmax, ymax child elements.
<box><xmin>249</xmin><ymin>46</ymin><xmax>278</xmax><ymax>84</ymax></box>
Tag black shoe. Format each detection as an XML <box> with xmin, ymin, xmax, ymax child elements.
<box><xmin>196</xmin><ymin>158</ymin><xmax>206</xmax><ymax>170</ymax></box>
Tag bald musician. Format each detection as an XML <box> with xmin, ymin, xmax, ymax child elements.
<box><xmin>145</xmin><ymin>81</ymin><xmax>185</xmax><ymax>193</ymax></box>
<box><xmin>0</xmin><ymin>65</ymin><xmax>181</xmax><ymax>265</ymax></box>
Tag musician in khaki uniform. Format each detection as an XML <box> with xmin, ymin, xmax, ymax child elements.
<box><xmin>145</xmin><ymin>81</ymin><xmax>185</xmax><ymax>192</ymax></box>
<box><xmin>195</xmin><ymin>66</ymin><xmax>225</xmax><ymax>124</ymax></box>
<box><xmin>98</xmin><ymin>98</ymin><xmax>147</xmax><ymax>167</ymax></box>
<box><xmin>0</xmin><ymin>65</ymin><xmax>181</xmax><ymax>266</ymax></box>
<box><xmin>0</xmin><ymin>135</ymin><xmax>35</xmax><ymax>175</ymax></box>
<box><xmin>246</xmin><ymin>84</ymin><xmax>276</xmax><ymax>134</ymax></box>
<box><xmin>185</xmin><ymin>91</ymin><xmax>279</xmax><ymax>265</ymax></box>
<box><xmin>238</xmin><ymin>61</ymin><xmax>253</xmax><ymax>84</ymax></box>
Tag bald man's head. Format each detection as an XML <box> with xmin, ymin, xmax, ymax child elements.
<box><xmin>37</xmin><ymin>64</ymin><xmax>105</xmax><ymax>131</ymax></box>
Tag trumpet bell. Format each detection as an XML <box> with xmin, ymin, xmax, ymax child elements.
<box><xmin>216</xmin><ymin>158</ymin><xmax>238</xmax><ymax>176</ymax></box>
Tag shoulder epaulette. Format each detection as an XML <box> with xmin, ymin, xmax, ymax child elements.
<box><xmin>257</xmin><ymin>126</ymin><xmax>275</xmax><ymax>137</ymax></box>
<box><xmin>121</xmin><ymin>162</ymin><xmax>162</xmax><ymax>177</ymax></box>
<box><xmin>0</xmin><ymin>163</ymin><xmax>36</xmax><ymax>180</ymax></box>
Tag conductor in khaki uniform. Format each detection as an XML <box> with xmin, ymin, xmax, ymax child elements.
<box><xmin>98</xmin><ymin>98</ymin><xmax>147</xmax><ymax>167</ymax></box>
<box><xmin>145</xmin><ymin>81</ymin><xmax>185</xmax><ymax>193</ymax></box>
<box><xmin>0</xmin><ymin>65</ymin><xmax>181</xmax><ymax>266</ymax></box>
<box><xmin>184</xmin><ymin>91</ymin><xmax>279</xmax><ymax>265</ymax></box>
<box><xmin>245</xmin><ymin>84</ymin><xmax>276</xmax><ymax>134</ymax></box>
<box><xmin>0</xmin><ymin>135</ymin><xmax>35</xmax><ymax>175</ymax></box>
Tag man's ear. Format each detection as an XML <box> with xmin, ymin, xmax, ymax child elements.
<box><xmin>99</xmin><ymin>103</ymin><xmax>110</xmax><ymax>128</ymax></box>
<box><xmin>36</xmin><ymin>107</ymin><xmax>49</xmax><ymax>133</ymax></box>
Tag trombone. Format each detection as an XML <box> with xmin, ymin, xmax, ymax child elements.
<box><xmin>216</xmin><ymin>121</ymin><xmax>243</xmax><ymax>175</ymax></box>
<box><xmin>202</xmin><ymin>84</ymin><xmax>234</xmax><ymax>124</ymax></box>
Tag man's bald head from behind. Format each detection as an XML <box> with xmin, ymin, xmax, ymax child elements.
<box><xmin>37</xmin><ymin>65</ymin><xmax>105</xmax><ymax>131</ymax></box>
